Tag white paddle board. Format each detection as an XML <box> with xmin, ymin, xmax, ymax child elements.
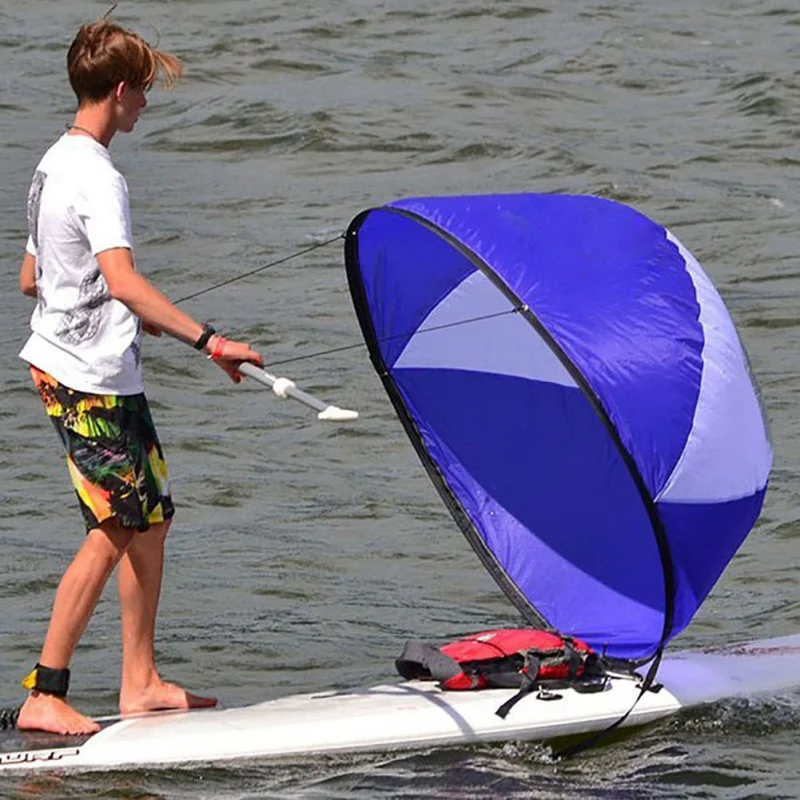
<box><xmin>2</xmin><ymin>633</ymin><xmax>799</xmax><ymax>772</ymax></box>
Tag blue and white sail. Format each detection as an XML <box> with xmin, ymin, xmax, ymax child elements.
<box><xmin>345</xmin><ymin>194</ymin><xmax>772</xmax><ymax>662</ymax></box>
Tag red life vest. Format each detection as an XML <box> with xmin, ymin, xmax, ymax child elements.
<box><xmin>395</xmin><ymin>628</ymin><xmax>607</xmax><ymax>717</ymax></box>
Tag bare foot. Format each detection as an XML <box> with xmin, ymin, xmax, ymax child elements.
<box><xmin>16</xmin><ymin>692</ymin><xmax>100</xmax><ymax>735</ymax></box>
<box><xmin>119</xmin><ymin>679</ymin><xmax>217</xmax><ymax>715</ymax></box>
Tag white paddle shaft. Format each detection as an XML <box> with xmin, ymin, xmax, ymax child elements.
<box><xmin>238</xmin><ymin>362</ymin><xmax>358</xmax><ymax>422</ymax></box>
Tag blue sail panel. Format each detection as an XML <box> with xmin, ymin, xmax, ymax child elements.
<box><xmin>394</xmin><ymin>366</ymin><xmax>665</xmax><ymax>659</ymax></box>
<box><xmin>355</xmin><ymin>211</ymin><xmax>476</xmax><ymax>370</ymax></box>
<box><xmin>658</xmin><ymin>490</ymin><xmax>768</xmax><ymax>640</ymax></box>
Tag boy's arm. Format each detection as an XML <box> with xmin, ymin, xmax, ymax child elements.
<box><xmin>19</xmin><ymin>252</ymin><xmax>37</xmax><ymax>297</ymax></box>
<box><xmin>97</xmin><ymin>246</ymin><xmax>206</xmax><ymax>345</ymax></box>
<box><xmin>96</xmin><ymin>247</ymin><xmax>263</xmax><ymax>381</ymax></box>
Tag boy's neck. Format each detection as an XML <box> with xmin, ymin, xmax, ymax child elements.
<box><xmin>69</xmin><ymin>102</ymin><xmax>116</xmax><ymax>149</ymax></box>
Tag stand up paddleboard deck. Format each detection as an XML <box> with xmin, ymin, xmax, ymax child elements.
<box><xmin>2</xmin><ymin>634</ymin><xmax>799</xmax><ymax>773</ymax></box>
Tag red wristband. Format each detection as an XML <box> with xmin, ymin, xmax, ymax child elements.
<box><xmin>209</xmin><ymin>336</ymin><xmax>226</xmax><ymax>362</ymax></box>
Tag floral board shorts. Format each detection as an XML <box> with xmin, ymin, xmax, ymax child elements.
<box><xmin>31</xmin><ymin>366</ymin><xmax>175</xmax><ymax>533</ymax></box>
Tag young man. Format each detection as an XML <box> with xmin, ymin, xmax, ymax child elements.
<box><xmin>16</xmin><ymin>18</ymin><xmax>263</xmax><ymax>735</ymax></box>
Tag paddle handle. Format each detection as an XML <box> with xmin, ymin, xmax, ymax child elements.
<box><xmin>238</xmin><ymin>362</ymin><xmax>358</xmax><ymax>422</ymax></box>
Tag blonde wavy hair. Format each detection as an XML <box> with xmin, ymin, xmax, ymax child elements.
<box><xmin>67</xmin><ymin>20</ymin><xmax>182</xmax><ymax>103</ymax></box>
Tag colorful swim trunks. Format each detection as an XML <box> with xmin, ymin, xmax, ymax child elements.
<box><xmin>31</xmin><ymin>366</ymin><xmax>175</xmax><ymax>532</ymax></box>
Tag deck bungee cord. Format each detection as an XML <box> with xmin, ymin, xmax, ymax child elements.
<box><xmin>0</xmin><ymin>708</ymin><xmax>19</xmax><ymax>732</ymax></box>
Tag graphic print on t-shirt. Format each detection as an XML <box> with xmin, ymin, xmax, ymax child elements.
<box><xmin>26</xmin><ymin>170</ymin><xmax>46</xmax><ymax>250</ymax></box>
<box><xmin>54</xmin><ymin>268</ymin><xmax>111</xmax><ymax>345</ymax></box>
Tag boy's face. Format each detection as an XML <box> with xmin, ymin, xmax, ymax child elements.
<box><xmin>115</xmin><ymin>82</ymin><xmax>147</xmax><ymax>133</ymax></box>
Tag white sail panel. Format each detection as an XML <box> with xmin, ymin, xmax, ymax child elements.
<box><xmin>394</xmin><ymin>270</ymin><xmax>577</xmax><ymax>389</ymax></box>
<box><xmin>657</xmin><ymin>233</ymin><xmax>772</xmax><ymax>504</ymax></box>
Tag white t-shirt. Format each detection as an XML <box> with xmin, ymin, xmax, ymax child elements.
<box><xmin>19</xmin><ymin>134</ymin><xmax>144</xmax><ymax>395</ymax></box>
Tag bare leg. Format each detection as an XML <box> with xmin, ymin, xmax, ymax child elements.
<box><xmin>17</xmin><ymin>520</ymin><xmax>135</xmax><ymax>735</ymax></box>
<box><xmin>117</xmin><ymin>519</ymin><xmax>217</xmax><ymax>714</ymax></box>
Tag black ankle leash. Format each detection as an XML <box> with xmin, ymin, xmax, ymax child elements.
<box><xmin>21</xmin><ymin>664</ymin><xmax>71</xmax><ymax>698</ymax></box>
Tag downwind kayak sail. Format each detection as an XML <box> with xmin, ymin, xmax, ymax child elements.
<box><xmin>344</xmin><ymin>194</ymin><xmax>772</xmax><ymax>662</ymax></box>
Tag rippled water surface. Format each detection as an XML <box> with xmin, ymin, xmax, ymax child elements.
<box><xmin>1</xmin><ymin>1</ymin><xmax>799</xmax><ymax>797</ymax></box>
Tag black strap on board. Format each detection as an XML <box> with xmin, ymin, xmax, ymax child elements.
<box><xmin>554</xmin><ymin>648</ymin><xmax>664</xmax><ymax>759</ymax></box>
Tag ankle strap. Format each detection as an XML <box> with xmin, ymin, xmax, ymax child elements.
<box><xmin>21</xmin><ymin>664</ymin><xmax>71</xmax><ymax>698</ymax></box>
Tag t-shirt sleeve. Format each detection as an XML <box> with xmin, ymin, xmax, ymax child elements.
<box><xmin>25</xmin><ymin>235</ymin><xmax>37</xmax><ymax>257</ymax></box>
<box><xmin>76</xmin><ymin>171</ymin><xmax>134</xmax><ymax>255</ymax></box>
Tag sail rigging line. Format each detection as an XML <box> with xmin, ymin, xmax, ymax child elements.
<box><xmin>173</xmin><ymin>233</ymin><xmax>344</xmax><ymax>305</ymax></box>
<box><xmin>347</xmin><ymin>205</ymin><xmax>679</xmax><ymax>668</ymax></box>
<box><xmin>164</xmin><ymin>231</ymin><xmax>357</xmax><ymax>420</ymax></box>
<box><xmin>263</xmin><ymin>308</ymin><xmax>522</xmax><ymax>369</ymax></box>
<box><xmin>160</xmin><ymin>225</ymin><xmax>525</xmax><ymax>417</ymax></box>
<box><xmin>165</xmin><ymin>225</ymin><xmax>524</xmax><ymax>374</ymax></box>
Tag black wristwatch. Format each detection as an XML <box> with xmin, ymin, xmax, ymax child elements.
<box><xmin>193</xmin><ymin>323</ymin><xmax>216</xmax><ymax>351</ymax></box>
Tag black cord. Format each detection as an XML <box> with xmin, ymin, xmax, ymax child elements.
<box><xmin>173</xmin><ymin>233</ymin><xmax>344</xmax><ymax>305</ymax></box>
<box><xmin>265</xmin><ymin>308</ymin><xmax>521</xmax><ymax>368</ymax></box>
<box><xmin>553</xmin><ymin>648</ymin><xmax>664</xmax><ymax>759</ymax></box>
<box><xmin>168</xmin><ymin>232</ymin><xmax>520</xmax><ymax>371</ymax></box>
